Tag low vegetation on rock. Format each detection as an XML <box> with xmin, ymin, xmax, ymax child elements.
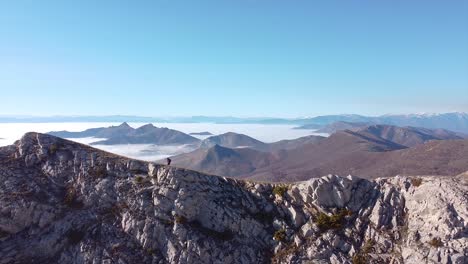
<box><xmin>63</xmin><ymin>186</ymin><xmax>84</xmax><ymax>209</ymax></box>
<box><xmin>410</xmin><ymin>177</ymin><xmax>423</xmax><ymax>187</ymax></box>
<box><xmin>174</xmin><ymin>215</ymin><xmax>187</xmax><ymax>224</ymax></box>
<box><xmin>352</xmin><ymin>239</ymin><xmax>375</xmax><ymax>264</ymax></box>
<box><xmin>273</xmin><ymin>229</ymin><xmax>287</xmax><ymax>242</ymax></box>
<box><xmin>272</xmin><ymin>185</ymin><xmax>288</xmax><ymax>197</ymax></box>
<box><xmin>428</xmin><ymin>237</ymin><xmax>443</xmax><ymax>247</ymax></box>
<box><xmin>134</xmin><ymin>175</ymin><xmax>146</xmax><ymax>184</ymax></box>
<box><xmin>315</xmin><ymin>209</ymin><xmax>352</xmax><ymax>231</ymax></box>
<box><xmin>49</xmin><ymin>143</ymin><xmax>59</xmax><ymax>154</ymax></box>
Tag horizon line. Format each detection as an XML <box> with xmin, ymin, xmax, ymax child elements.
<box><xmin>0</xmin><ymin>112</ymin><xmax>466</xmax><ymax>120</ymax></box>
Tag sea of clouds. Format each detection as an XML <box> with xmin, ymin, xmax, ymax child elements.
<box><xmin>0</xmin><ymin>122</ymin><xmax>328</xmax><ymax>161</ymax></box>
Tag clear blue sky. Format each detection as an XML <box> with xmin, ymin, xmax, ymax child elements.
<box><xmin>0</xmin><ymin>0</ymin><xmax>467</xmax><ymax>117</ymax></box>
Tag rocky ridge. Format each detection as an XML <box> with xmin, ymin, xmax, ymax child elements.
<box><xmin>0</xmin><ymin>133</ymin><xmax>466</xmax><ymax>263</ymax></box>
<box><xmin>48</xmin><ymin>123</ymin><xmax>200</xmax><ymax>145</ymax></box>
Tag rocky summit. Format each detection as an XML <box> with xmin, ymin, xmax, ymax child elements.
<box><xmin>0</xmin><ymin>133</ymin><xmax>467</xmax><ymax>264</ymax></box>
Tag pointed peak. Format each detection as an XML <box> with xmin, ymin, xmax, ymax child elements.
<box><xmin>139</xmin><ymin>123</ymin><xmax>156</xmax><ymax>128</ymax></box>
<box><xmin>119</xmin><ymin>122</ymin><xmax>131</xmax><ymax>128</ymax></box>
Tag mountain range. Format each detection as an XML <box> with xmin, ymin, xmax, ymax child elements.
<box><xmin>0</xmin><ymin>132</ymin><xmax>466</xmax><ymax>263</ymax></box>
<box><xmin>169</xmin><ymin>125</ymin><xmax>468</xmax><ymax>181</ymax></box>
<box><xmin>167</xmin><ymin>144</ymin><xmax>281</xmax><ymax>177</ymax></box>
<box><xmin>296</xmin><ymin>112</ymin><xmax>468</xmax><ymax>133</ymax></box>
<box><xmin>345</xmin><ymin>124</ymin><xmax>464</xmax><ymax>147</ymax></box>
<box><xmin>246</xmin><ymin>130</ymin><xmax>468</xmax><ymax>182</ymax></box>
<box><xmin>168</xmin><ymin>134</ymin><xmax>325</xmax><ymax>177</ymax></box>
<box><xmin>46</xmin><ymin>121</ymin><xmax>468</xmax><ymax>182</ymax></box>
<box><xmin>310</xmin><ymin>121</ymin><xmax>468</xmax><ymax>139</ymax></box>
<box><xmin>48</xmin><ymin>122</ymin><xmax>200</xmax><ymax>145</ymax></box>
<box><xmin>49</xmin><ymin>123</ymin><xmax>326</xmax><ymax>152</ymax></box>
<box><xmin>5</xmin><ymin>112</ymin><xmax>468</xmax><ymax>132</ymax></box>
<box><xmin>311</xmin><ymin>121</ymin><xmax>372</xmax><ymax>133</ymax></box>
<box><xmin>199</xmin><ymin>132</ymin><xmax>270</xmax><ymax>151</ymax></box>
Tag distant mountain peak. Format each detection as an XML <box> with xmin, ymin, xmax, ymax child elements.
<box><xmin>137</xmin><ymin>123</ymin><xmax>156</xmax><ymax>129</ymax></box>
<box><xmin>47</xmin><ymin>123</ymin><xmax>199</xmax><ymax>145</ymax></box>
<box><xmin>200</xmin><ymin>132</ymin><xmax>268</xmax><ymax>151</ymax></box>
<box><xmin>118</xmin><ymin>122</ymin><xmax>131</xmax><ymax>128</ymax></box>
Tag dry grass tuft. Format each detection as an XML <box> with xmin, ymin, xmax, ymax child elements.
<box><xmin>410</xmin><ymin>178</ymin><xmax>423</xmax><ymax>187</ymax></box>
<box><xmin>428</xmin><ymin>237</ymin><xmax>443</xmax><ymax>247</ymax></box>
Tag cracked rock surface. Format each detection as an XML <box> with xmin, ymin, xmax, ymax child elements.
<box><xmin>0</xmin><ymin>133</ymin><xmax>467</xmax><ymax>264</ymax></box>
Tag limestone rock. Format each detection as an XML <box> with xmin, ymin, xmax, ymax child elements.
<box><xmin>0</xmin><ymin>133</ymin><xmax>467</xmax><ymax>263</ymax></box>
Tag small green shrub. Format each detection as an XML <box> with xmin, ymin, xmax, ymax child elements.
<box><xmin>64</xmin><ymin>186</ymin><xmax>84</xmax><ymax>209</ymax></box>
<box><xmin>49</xmin><ymin>144</ymin><xmax>58</xmax><ymax>154</ymax></box>
<box><xmin>273</xmin><ymin>229</ymin><xmax>286</xmax><ymax>242</ymax></box>
<box><xmin>352</xmin><ymin>239</ymin><xmax>374</xmax><ymax>264</ymax></box>
<box><xmin>410</xmin><ymin>178</ymin><xmax>423</xmax><ymax>187</ymax></box>
<box><xmin>315</xmin><ymin>209</ymin><xmax>351</xmax><ymax>231</ymax></box>
<box><xmin>428</xmin><ymin>237</ymin><xmax>443</xmax><ymax>247</ymax></box>
<box><xmin>146</xmin><ymin>248</ymin><xmax>156</xmax><ymax>255</ymax></box>
<box><xmin>64</xmin><ymin>186</ymin><xmax>76</xmax><ymax>203</ymax></box>
<box><xmin>272</xmin><ymin>185</ymin><xmax>288</xmax><ymax>197</ymax></box>
<box><xmin>174</xmin><ymin>215</ymin><xmax>187</xmax><ymax>224</ymax></box>
<box><xmin>361</xmin><ymin>239</ymin><xmax>375</xmax><ymax>253</ymax></box>
<box><xmin>271</xmin><ymin>244</ymin><xmax>299</xmax><ymax>264</ymax></box>
<box><xmin>351</xmin><ymin>254</ymin><xmax>367</xmax><ymax>264</ymax></box>
<box><xmin>134</xmin><ymin>175</ymin><xmax>145</xmax><ymax>184</ymax></box>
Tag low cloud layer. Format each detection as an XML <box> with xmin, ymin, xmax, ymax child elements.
<box><xmin>70</xmin><ymin>137</ymin><xmax>198</xmax><ymax>161</ymax></box>
<box><xmin>0</xmin><ymin>122</ymin><xmax>327</xmax><ymax>161</ymax></box>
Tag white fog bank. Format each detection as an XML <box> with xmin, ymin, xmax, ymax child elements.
<box><xmin>0</xmin><ymin>122</ymin><xmax>328</xmax><ymax>161</ymax></box>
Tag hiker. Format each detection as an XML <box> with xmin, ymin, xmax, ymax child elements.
<box><xmin>166</xmin><ymin>158</ymin><xmax>172</xmax><ymax>166</ymax></box>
